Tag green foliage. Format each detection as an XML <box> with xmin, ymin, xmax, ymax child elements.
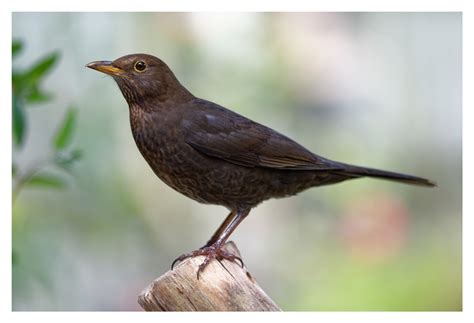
<box><xmin>12</xmin><ymin>44</ymin><xmax>59</xmax><ymax>149</ymax></box>
<box><xmin>54</xmin><ymin>107</ymin><xmax>77</xmax><ymax>150</ymax></box>
<box><xmin>12</xmin><ymin>52</ymin><xmax>59</xmax><ymax>110</ymax></box>
<box><xmin>12</xmin><ymin>94</ymin><xmax>25</xmax><ymax>146</ymax></box>
<box><xmin>12</xmin><ymin>39</ymin><xmax>82</xmax><ymax>200</ymax></box>
<box><xmin>27</xmin><ymin>174</ymin><xmax>65</xmax><ymax>189</ymax></box>
<box><xmin>26</xmin><ymin>85</ymin><xmax>53</xmax><ymax>104</ymax></box>
<box><xmin>12</xmin><ymin>40</ymin><xmax>22</xmax><ymax>57</ymax></box>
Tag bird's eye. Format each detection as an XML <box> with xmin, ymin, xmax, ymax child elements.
<box><xmin>134</xmin><ymin>61</ymin><xmax>147</xmax><ymax>72</ymax></box>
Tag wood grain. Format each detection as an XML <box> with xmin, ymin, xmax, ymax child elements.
<box><xmin>138</xmin><ymin>241</ymin><xmax>280</xmax><ymax>311</ymax></box>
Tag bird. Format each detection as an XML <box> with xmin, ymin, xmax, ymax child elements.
<box><xmin>87</xmin><ymin>53</ymin><xmax>435</xmax><ymax>278</ymax></box>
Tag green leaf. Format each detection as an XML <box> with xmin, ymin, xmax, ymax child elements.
<box><xmin>12</xmin><ymin>94</ymin><xmax>26</xmax><ymax>147</ymax></box>
<box><xmin>12</xmin><ymin>40</ymin><xmax>23</xmax><ymax>58</ymax></box>
<box><xmin>12</xmin><ymin>72</ymin><xmax>23</xmax><ymax>94</ymax></box>
<box><xmin>12</xmin><ymin>164</ymin><xmax>18</xmax><ymax>177</ymax></box>
<box><xmin>24</xmin><ymin>52</ymin><xmax>60</xmax><ymax>86</ymax></box>
<box><xmin>26</xmin><ymin>85</ymin><xmax>52</xmax><ymax>103</ymax></box>
<box><xmin>53</xmin><ymin>108</ymin><xmax>77</xmax><ymax>150</ymax></box>
<box><xmin>26</xmin><ymin>174</ymin><xmax>65</xmax><ymax>189</ymax></box>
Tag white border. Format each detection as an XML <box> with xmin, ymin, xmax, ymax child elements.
<box><xmin>1</xmin><ymin>1</ymin><xmax>471</xmax><ymax>322</ymax></box>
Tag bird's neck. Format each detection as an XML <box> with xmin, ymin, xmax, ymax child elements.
<box><xmin>117</xmin><ymin>77</ymin><xmax>195</xmax><ymax>107</ymax></box>
<box><xmin>161</xmin><ymin>81</ymin><xmax>195</xmax><ymax>104</ymax></box>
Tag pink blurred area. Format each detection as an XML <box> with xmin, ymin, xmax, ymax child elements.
<box><xmin>340</xmin><ymin>194</ymin><xmax>408</xmax><ymax>264</ymax></box>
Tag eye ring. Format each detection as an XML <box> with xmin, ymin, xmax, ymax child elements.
<box><xmin>134</xmin><ymin>60</ymin><xmax>147</xmax><ymax>72</ymax></box>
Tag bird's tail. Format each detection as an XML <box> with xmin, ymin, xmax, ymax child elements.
<box><xmin>336</xmin><ymin>164</ymin><xmax>436</xmax><ymax>187</ymax></box>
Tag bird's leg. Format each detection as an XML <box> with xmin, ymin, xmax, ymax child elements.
<box><xmin>171</xmin><ymin>208</ymin><xmax>251</xmax><ymax>279</ymax></box>
<box><xmin>171</xmin><ymin>210</ymin><xmax>237</xmax><ymax>269</ymax></box>
<box><xmin>203</xmin><ymin>209</ymin><xmax>236</xmax><ymax>248</ymax></box>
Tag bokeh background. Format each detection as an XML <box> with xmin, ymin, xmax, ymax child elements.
<box><xmin>12</xmin><ymin>12</ymin><xmax>461</xmax><ymax>311</ymax></box>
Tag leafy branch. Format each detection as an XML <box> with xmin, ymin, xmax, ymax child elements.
<box><xmin>12</xmin><ymin>40</ymin><xmax>82</xmax><ymax>203</ymax></box>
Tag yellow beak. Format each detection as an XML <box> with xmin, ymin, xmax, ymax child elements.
<box><xmin>86</xmin><ymin>61</ymin><xmax>123</xmax><ymax>76</ymax></box>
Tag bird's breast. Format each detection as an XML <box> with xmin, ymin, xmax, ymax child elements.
<box><xmin>129</xmin><ymin>107</ymin><xmax>181</xmax><ymax>170</ymax></box>
<box><xmin>129</xmin><ymin>107</ymin><xmax>212</xmax><ymax>200</ymax></box>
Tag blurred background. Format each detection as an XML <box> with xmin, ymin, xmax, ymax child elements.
<box><xmin>12</xmin><ymin>12</ymin><xmax>461</xmax><ymax>311</ymax></box>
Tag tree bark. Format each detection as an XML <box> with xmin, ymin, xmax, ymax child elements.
<box><xmin>138</xmin><ymin>241</ymin><xmax>281</xmax><ymax>311</ymax></box>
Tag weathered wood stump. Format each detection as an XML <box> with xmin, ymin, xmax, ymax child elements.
<box><xmin>138</xmin><ymin>241</ymin><xmax>281</xmax><ymax>311</ymax></box>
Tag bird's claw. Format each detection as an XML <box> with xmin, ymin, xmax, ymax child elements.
<box><xmin>171</xmin><ymin>245</ymin><xmax>244</xmax><ymax>279</ymax></box>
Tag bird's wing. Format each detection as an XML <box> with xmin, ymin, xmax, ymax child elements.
<box><xmin>181</xmin><ymin>100</ymin><xmax>343</xmax><ymax>171</ymax></box>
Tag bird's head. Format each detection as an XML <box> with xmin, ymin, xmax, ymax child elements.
<box><xmin>86</xmin><ymin>53</ymin><xmax>193</xmax><ymax>105</ymax></box>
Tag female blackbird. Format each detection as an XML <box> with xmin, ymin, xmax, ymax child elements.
<box><xmin>87</xmin><ymin>54</ymin><xmax>435</xmax><ymax>278</ymax></box>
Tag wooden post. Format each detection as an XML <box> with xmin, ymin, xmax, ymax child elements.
<box><xmin>138</xmin><ymin>241</ymin><xmax>281</xmax><ymax>311</ymax></box>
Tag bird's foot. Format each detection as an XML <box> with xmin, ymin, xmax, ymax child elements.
<box><xmin>171</xmin><ymin>244</ymin><xmax>244</xmax><ymax>279</ymax></box>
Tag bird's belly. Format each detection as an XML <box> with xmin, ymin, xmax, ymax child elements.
<box><xmin>135</xmin><ymin>137</ymin><xmax>279</xmax><ymax>207</ymax></box>
<box><xmin>134</xmin><ymin>133</ymin><xmax>328</xmax><ymax>208</ymax></box>
<box><xmin>142</xmin><ymin>147</ymin><xmax>254</xmax><ymax>206</ymax></box>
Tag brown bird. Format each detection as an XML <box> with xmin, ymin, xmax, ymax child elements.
<box><xmin>87</xmin><ymin>54</ymin><xmax>435</xmax><ymax>278</ymax></box>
